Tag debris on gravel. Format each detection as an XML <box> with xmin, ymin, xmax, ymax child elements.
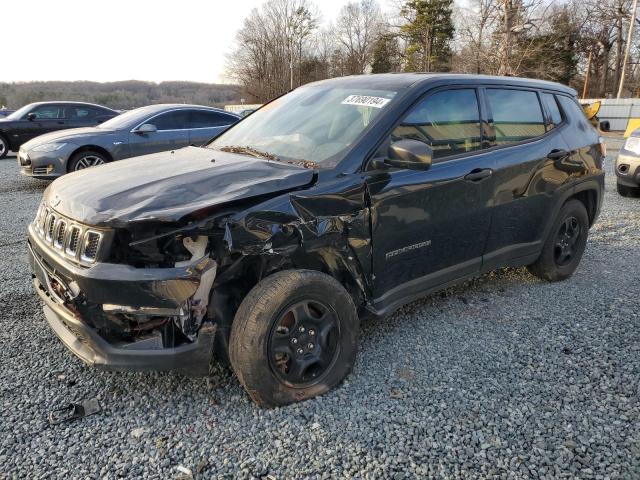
<box><xmin>0</xmin><ymin>146</ymin><xmax>638</xmax><ymax>478</ymax></box>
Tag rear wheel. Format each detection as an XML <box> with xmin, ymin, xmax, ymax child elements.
<box><xmin>68</xmin><ymin>150</ymin><xmax>108</xmax><ymax>172</ymax></box>
<box><xmin>528</xmin><ymin>199</ymin><xmax>589</xmax><ymax>282</ymax></box>
<box><xmin>617</xmin><ymin>182</ymin><xmax>640</xmax><ymax>197</ymax></box>
<box><xmin>0</xmin><ymin>135</ymin><xmax>8</xmax><ymax>159</ymax></box>
<box><xmin>229</xmin><ymin>270</ymin><xmax>359</xmax><ymax>407</ymax></box>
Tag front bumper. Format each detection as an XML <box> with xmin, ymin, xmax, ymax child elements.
<box><xmin>28</xmin><ymin>224</ymin><xmax>216</xmax><ymax>372</ymax></box>
<box><xmin>18</xmin><ymin>145</ymin><xmax>74</xmax><ymax>178</ymax></box>
<box><xmin>615</xmin><ymin>153</ymin><xmax>640</xmax><ymax>187</ymax></box>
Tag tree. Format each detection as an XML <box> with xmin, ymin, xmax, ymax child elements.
<box><xmin>399</xmin><ymin>0</ymin><xmax>455</xmax><ymax>72</ymax></box>
<box><xmin>226</xmin><ymin>0</ymin><xmax>319</xmax><ymax>102</ymax></box>
<box><xmin>335</xmin><ymin>0</ymin><xmax>384</xmax><ymax>74</ymax></box>
<box><xmin>371</xmin><ymin>34</ymin><xmax>402</xmax><ymax>73</ymax></box>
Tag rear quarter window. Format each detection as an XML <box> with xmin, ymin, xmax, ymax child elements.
<box><xmin>486</xmin><ymin>89</ymin><xmax>545</xmax><ymax>144</ymax></box>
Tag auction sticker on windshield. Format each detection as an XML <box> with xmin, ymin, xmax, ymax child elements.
<box><xmin>341</xmin><ymin>95</ymin><xmax>391</xmax><ymax>108</ymax></box>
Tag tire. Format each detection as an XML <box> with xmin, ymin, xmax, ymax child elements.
<box><xmin>617</xmin><ymin>182</ymin><xmax>640</xmax><ymax>197</ymax></box>
<box><xmin>229</xmin><ymin>269</ymin><xmax>359</xmax><ymax>407</ymax></box>
<box><xmin>0</xmin><ymin>135</ymin><xmax>8</xmax><ymax>159</ymax></box>
<box><xmin>528</xmin><ymin>199</ymin><xmax>589</xmax><ymax>282</ymax></box>
<box><xmin>68</xmin><ymin>150</ymin><xmax>108</xmax><ymax>172</ymax></box>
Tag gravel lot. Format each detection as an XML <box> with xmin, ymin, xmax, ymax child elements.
<box><xmin>1</xmin><ymin>139</ymin><xmax>639</xmax><ymax>479</ymax></box>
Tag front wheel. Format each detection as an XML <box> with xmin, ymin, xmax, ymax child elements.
<box><xmin>68</xmin><ymin>150</ymin><xmax>108</xmax><ymax>172</ymax></box>
<box><xmin>229</xmin><ymin>270</ymin><xmax>359</xmax><ymax>407</ymax></box>
<box><xmin>528</xmin><ymin>199</ymin><xmax>589</xmax><ymax>282</ymax></box>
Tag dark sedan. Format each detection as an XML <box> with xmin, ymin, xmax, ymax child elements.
<box><xmin>18</xmin><ymin>104</ymin><xmax>240</xmax><ymax>178</ymax></box>
<box><xmin>0</xmin><ymin>102</ymin><xmax>118</xmax><ymax>158</ymax></box>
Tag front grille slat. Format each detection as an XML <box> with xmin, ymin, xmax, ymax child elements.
<box><xmin>33</xmin><ymin>202</ymin><xmax>104</xmax><ymax>265</ymax></box>
<box><xmin>54</xmin><ymin>220</ymin><xmax>66</xmax><ymax>249</ymax></box>
<box><xmin>81</xmin><ymin>232</ymin><xmax>101</xmax><ymax>262</ymax></box>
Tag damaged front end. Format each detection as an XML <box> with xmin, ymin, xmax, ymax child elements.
<box><xmin>28</xmin><ymin>214</ymin><xmax>219</xmax><ymax>373</ymax></box>
<box><xmin>28</xmin><ymin>149</ymin><xmax>373</xmax><ymax>374</ymax></box>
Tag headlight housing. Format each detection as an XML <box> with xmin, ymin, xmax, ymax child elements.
<box><xmin>31</xmin><ymin>143</ymin><xmax>68</xmax><ymax>153</ymax></box>
<box><xmin>623</xmin><ymin>136</ymin><xmax>640</xmax><ymax>155</ymax></box>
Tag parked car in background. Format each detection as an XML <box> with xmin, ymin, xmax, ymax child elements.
<box><xmin>18</xmin><ymin>104</ymin><xmax>240</xmax><ymax>178</ymax></box>
<box><xmin>615</xmin><ymin>130</ymin><xmax>640</xmax><ymax>196</ymax></box>
<box><xmin>27</xmin><ymin>74</ymin><xmax>604</xmax><ymax>407</ymax></box>
<box><xmin>0</xmin><ymin>109</ymin><xmax>16</xmax><ymax>118</ymax></box>
<box><xmin>0</xmin><ymin>102</ymin><xmax>118</xmax><ymax>159</ymax></box>
<box><xmin>238</xmin><ymin>108</ymin><xmax>257</xmax><ymax>117</ymax></box>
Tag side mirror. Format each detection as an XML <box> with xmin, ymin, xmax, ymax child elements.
<box><xmin>27</xmin><ymin>112</ymin><xmax>36</xmax><ymax>121</ymax></box>
<box><xmin>135</xmin><ymin>123</ymin><xmax>157</xmax><ymax>134</ymax></box>
<box><xmin>385</xmin><ymin>139</ymin><xmax>433</xmax><ymax>170</ymax></box>
<box><xmin>599</xmin><ymin>120</ymin><xmax>610</xmax><ymax>132</ymax></box>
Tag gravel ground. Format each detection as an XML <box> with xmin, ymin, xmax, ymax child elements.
<box><xmin>1</xmin><ymin>140</ymin><xmax>639</xmax><ymax>479</ymax></box>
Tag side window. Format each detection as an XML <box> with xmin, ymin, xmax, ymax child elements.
<box><xmin>150</xmin><ymin>111</ymin><xmax>190</xmax><ymax>130</ymax></box>
<box><xmin>390</xmin><ymin>89</ymin><xmax>482</xmax><ymax>161</ymax></box>
<box><xmin>66</xmin><ymin>107</ymin><xmax>94</xmax><ymax>120</ymax></box>
<box><xmin>541</xmin><ymin>93</ymin><xmax>562</xmax><ymax>129</ymax></box>
<box><xmin>486</xmin><ymin>89</ymin><xmax>545</xmax><ymax>144</ymax></box>
<box><xmin>189</xmin><ymin>110</ymin><xmax>238</xmax><ymax>128</ymax></box>
<box><xmin>29</xmin><ymin>105</ymin><xmax>64</xmax><ymax>119</ymax></box>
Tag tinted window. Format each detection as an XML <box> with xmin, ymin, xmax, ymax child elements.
<box><xmin>150</xmin><ymin>111</ymin><xmax>190</xmax><ymax>130</ymax></box>
<box><xmin>391</xmin><ymin>89</ymin><xmax>482</xmax><ymax>160</ymax></box>
<box><xmin>486</xmin><ymin>89</ymin><xmax>545</xmax><ymax>144</ymax></box>
<box><xmin>189</xmin><ymin>110</ymin><xmax>237</xmax><ymax>128</ymax></box>
<box><xmin>29</xmin><ymin>105</ymin><xmax>64</xmax><ymax>119</ymax></box>
<box><xmin>66</xmin><ymin>106</ymin><xmax>103</xmax><ymax>120</ymax></box>
<box><xmin>541</xmin><ymin>93</ymin><xmax>562</xmax><ymax>129</ymax></box>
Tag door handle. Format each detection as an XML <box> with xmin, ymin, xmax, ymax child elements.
<box><xmin>547</xmin><ymin>149</ymin><xmax>570</xmax><ymax>160</ymax></box>
<box><xmin>464</xmin><ymin>168</ymin><xmax>493</xmax><ymax>182</ymax></box>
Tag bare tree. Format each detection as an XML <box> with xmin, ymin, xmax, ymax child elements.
<box><xmin>336</xmin><ymin>0</ymin><xmax>385</xmax><ymax>74</ymax></box>
<box><xmin>226</xmin><ymin>0</ymin><xmax>319</xmax><ymax>101</ymax></box>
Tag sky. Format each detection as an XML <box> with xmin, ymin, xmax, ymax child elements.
<box><xmin>3</xmin><ymin>0</ymin><xmax>360</xmax><ymax>84</ymax></box>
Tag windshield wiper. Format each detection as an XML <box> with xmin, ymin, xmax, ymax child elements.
<box><xmin>218</xmin><ymin>145</ymin><xmax>280</xmax><ymax>161</ymax></box>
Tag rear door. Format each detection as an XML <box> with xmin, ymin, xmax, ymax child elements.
<box><xmin>187</xmin><ymin>110</ymin><xmax>238</xmax><ymax>146</ymax></box>
<box><xmin>128</xmin><ymin>110</ymin><xmax>190</xmax><ymax>158</ymax></box>
<box><xmin>481</xmin><ymin>87</ymin><xmax>573</xmax><ymax>271</ymax></box>
<box><xmin>65</xmin><ymin>105</ymin><xmax>111</xmax><ymax>128</ymax></box>
<box><xmin>367</xmin><ymin>87</ymin><xmax>496</xmax><ymax>311</ymax></box>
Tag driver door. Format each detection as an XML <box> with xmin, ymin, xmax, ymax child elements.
<box><xmin>366</xmin><ymin>88</ymin><xmax>496</xmax><ymax>312</ymax></box>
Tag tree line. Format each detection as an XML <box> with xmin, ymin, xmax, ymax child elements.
<box><xmin>226</xmin><ymin>0</ymin><xmax>640</xmax><ymax>101</ymax></box>
<box><xmin>0</xmin><ymin>80</ymin><xmax>242</xmax><ymax>110</ymax></box>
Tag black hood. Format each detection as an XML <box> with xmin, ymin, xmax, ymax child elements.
<box><xmin>44</xmin><ymin>146</ymin><xmax>315</xmax><ymax>227</ymax></box>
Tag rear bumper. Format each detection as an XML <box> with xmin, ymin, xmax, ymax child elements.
<box><xmin>35</xmin><ymin>277</ymin><xmax>215</xmax><ymax>372</ymax></box>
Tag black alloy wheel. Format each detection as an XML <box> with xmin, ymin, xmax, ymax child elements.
<box><xmin>268</xmin><ymin>300</ymin><xmax>340</xmax><ymax>387</ymax></box>
<box><xmin>553</xmin><ymin>216</ymin><xmax>580</xmax><ymax>267</ymax></box>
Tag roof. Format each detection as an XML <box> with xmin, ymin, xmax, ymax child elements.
<box><xmin>129</xmin><ymin>104</ymin><xmax>238</xmax><ymax>116</ymax></box>
<box><xmin>27</xmin><ymin>101</ymin><xmax>118</xmax><ymax>111</ymax></box>
<box><xmin>307</xmin><ymin>73</ymin><xmax>577</xmax><ymax>96</ymax></box>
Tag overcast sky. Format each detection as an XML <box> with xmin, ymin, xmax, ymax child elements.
<box><xmin>4</xmin><ymin>0</ymin><xmax>384</xmax><ymax>84</ymax></box>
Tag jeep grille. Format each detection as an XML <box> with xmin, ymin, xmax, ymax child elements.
<box><xmin>34</xmin><ymin>202</ymin><xmax>105</xmax><ymax>266</ymax></box>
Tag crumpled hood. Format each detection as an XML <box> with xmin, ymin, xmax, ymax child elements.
<box><xmin>22</xmin><ymin>127</ymin><xmax>112</xmax><ymax>150</ymax></box>
<box><xmin>43</xmin><ymin>146</ymin><xmax>315</xmax><ymax>227</ymax></box>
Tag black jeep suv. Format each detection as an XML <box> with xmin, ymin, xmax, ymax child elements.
<box><xmin>27</xmin><ymin>74</ymin><xmax>604</xmax><ymax>407</ymax></box>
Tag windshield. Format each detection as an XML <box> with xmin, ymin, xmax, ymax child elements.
<box><xmin>97</xmin><ymin>108</ymin><xmax>146</xmax><ymax>130</ymax></box>
<box><xmin>207</xmin><ymin>85</ymin><xmax>397</xmax><ymax>168</ymax></box>
<box><xmin>5</xmin><ymin>104</ymin><xmax>35</xmax><ymax>120</ymax></box>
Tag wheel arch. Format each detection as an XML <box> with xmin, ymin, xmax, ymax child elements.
<box><xmin>67</xmin><ymin>145</ymin><xmax>113</xmax><ymax>172</ymax></box>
